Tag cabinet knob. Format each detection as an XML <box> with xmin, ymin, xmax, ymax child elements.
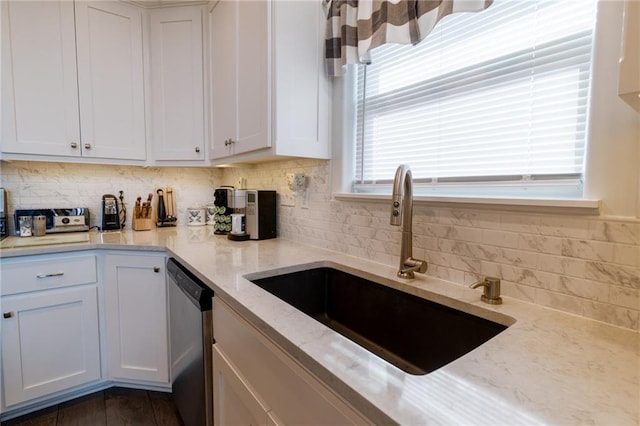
<box><xmin>70</xmin><ymin>142</ymin><xmax>78</xmax><ymax>149</ymax></box>
<box><xmin>153</xmin><ymin>267</ymin><xmax>160</xmax><ymax>273</ymax></box>
<box><xmin>3</xmin><ymin>312</ymin><xmax>14</xmax><ymax>319</ymax></box>
<box><xmin>84</xmin><ymin>143</ymin><xmax>92</xmax><ymax>150</ymax></box>
<box><xmin>195</xmin><ymin>147</ymin><xmax>201</xmax><ymax>153</ymax></box>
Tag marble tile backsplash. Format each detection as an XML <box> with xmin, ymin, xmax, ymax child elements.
<box><xmin>2</xmin><ymin>159</ymin><xmax>639</xmax><ymax>331</ymax></box>
<box><xmin>223</xmin><ymin>159</ymin><xmax>640</xmax><ymax>331</ymax></box>
<box><xmin>1</xmin><ymin>161</ymin><xmax>223</xmax><ymax>231</ymax></box>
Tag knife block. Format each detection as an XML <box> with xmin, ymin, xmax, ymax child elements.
<box><xmin>133</xmin><ymin>206</ymin><xmax>153</xmax><ymax>231</ymax></box>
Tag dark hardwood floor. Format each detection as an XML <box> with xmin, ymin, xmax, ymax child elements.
<box><xmin>1</xmin><ymin>388</ymin><xmax>184</xmax><ymax>426</ymax></box>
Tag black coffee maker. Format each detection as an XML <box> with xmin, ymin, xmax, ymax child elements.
<box><xmin>102</xmin><ymin>194</ymin><xmax>121</xmax><ymax>231</ymax></box>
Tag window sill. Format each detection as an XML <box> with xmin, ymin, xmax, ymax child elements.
<box><xmin>333</xmin><ymin>192</ymin><xmax>601</xmax><ymax>215</ymax></box>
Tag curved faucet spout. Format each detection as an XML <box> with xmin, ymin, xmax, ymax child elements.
<box><xmin>390</xmin><ymin>165</ymin><xmax>427</xmax><ymax>279</ymax></box>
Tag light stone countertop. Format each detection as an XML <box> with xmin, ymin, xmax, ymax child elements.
<box><xmin>1</xmin><ymin>227</ymin><xmax>638</xmax><ymax>425</ymax></box>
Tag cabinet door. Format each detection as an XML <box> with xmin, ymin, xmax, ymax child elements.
<box><xmin>104</xmin><ymin>254</ymin><xmax>169</xmax><ymax>383</ymax></box>
<box><xmin>209</xmin><ymin>0</ymin><xmax>237</xmax><ymax>159</ymax></box>
<box><xmin>235</xmin><ymin>0</ymin><xmax>270</xmax><ymax>155</ymax></box>
<box><xmin>150</xmin><ymin>6</ymin><xmax>205</xmax><ymax>161</ymax></box>
<box><xmin>1</xmin><ymin>285</ymin><xmax>101</xmax><ymax>407</ymax></box>
<box><xmin>1</xmin><ymin>0</ymin><xmax>81</xmax><ymax>157</ymax></box>
<box><xmin>213</xmin><ymin>346</ymin><xmax>269</xmax><ymax>426</ymax></box>
<box><xmin>75</xmin><ymin>2</ymin><xmax>146</xmax><ymax>161</ymax></box>
<box><xmin>214</xmin><ymin>298</ymin><xmax>369</xmax><ymax>424</ymax></box>
<box><xmin>209</xmin><ymin>0</ymin><xmax>269</xmax><ymax>159</ymax></box>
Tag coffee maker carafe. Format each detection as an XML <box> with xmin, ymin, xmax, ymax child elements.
<box><xmin>102</xmin><ymin>194</ymin><xmax>121</xmax><ymax>231</ymax></box>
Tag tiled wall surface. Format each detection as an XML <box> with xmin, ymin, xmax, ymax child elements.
<box><xmin>224</xmin><ymin>159</ymin><xmax>640</xmax><ymax>331</ymax></box>
<box><xmin>0</xmin><ymin>161</ymin><xmax>223</xmax><ymax>231</ymax></box>
<box><xmin>2</xmin><ymin>159</ymin><xmax>638</xmax><ymax>330</ymax></box>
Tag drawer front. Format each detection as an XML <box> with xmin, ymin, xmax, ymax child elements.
<box><xmin>214</xmin><ymin>299</ymin><xmax>369</xmax><ymax>425</ymax></box>
<box><xmin>1</xmin><ymin>254</ymin><xmax>98</xmax><ymax>295</ymax></box>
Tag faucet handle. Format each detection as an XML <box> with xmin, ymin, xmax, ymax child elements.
<box><xmin>470</xmin><ymin>277</ymin><xmax>502</xmax><ymax>305</ymax></box>
<box><xmin>398</xmin><ymin>257</ymin><xmax>428</xmax><ymax>278</ymax></box>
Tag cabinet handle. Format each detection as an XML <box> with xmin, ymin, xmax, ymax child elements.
<box><xmin>70</xmin><ymin>142</ymin><xmax>78</xmax><ymax>149</ymax></box>
<box><xmin>153</xmin><ymin>267</ymin><xmax>160</xmax><ymax>273</ymax></box>
<box><xmin>195</xmin><ymin>147</ymin><xmax>201</xmax><ymax>153</ymax></box>
<box><xmin>36</xmin><ymin>272</ymin><xmax>64</xmax><ymax>278</ymax></box>
<box><xmin>84</xmin><ymin>143</ymin><xmax>92</xmax><ymax>150</ymax></box>
<box><xmin>3</xmin><ymin>312</ymin><xmax>14</xmax><ymax>319</ymax></box>
<box><xmin>224</xmin><ymin>139</ymin><xmax>235</xmax><ymax>147</ymax></box>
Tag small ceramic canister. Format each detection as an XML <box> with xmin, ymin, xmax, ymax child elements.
<box><xmin>206</xmin><ymin>203</ymin><xmax>216</xmax><ymax>226</ymax></box>
<box><xmin>187</xmin><ymin>206</ymin><xmax>206</xmax><ymax>226</ymax></box>
<box><xmin>18</xmin><ymin>216</ymin><xmax>32</xmax><ymax>237</ymax></box>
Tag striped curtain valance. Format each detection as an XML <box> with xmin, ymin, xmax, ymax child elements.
<box><xmin>324</xmin><ymin>0</ymin><xmax>493</xmax><ymax>76</ymax></box>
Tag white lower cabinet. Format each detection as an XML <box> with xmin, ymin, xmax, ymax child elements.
<box><xmin>213</xmin><ymin>346</ymin><xmax>272</xmax><ymax>426</ymax></box>
<box><xmin>103</xmin><ymin>253</ymin><xmax>169</xmax><ymax>384</ymax></box>
<box><xmin>213</xmin><ymin>298</ymin><xmax>370</xmax><ymax>425</ymax></box>
<box><xmin>0</xmin><ymin>254</ymin><xmax>101</xmax><ymax>409</ymax></box>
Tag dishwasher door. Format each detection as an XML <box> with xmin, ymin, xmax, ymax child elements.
<box><xmin>168</xmin><ymin>258</ymin><xmax>214</xmax><ymax>426</ymax></box>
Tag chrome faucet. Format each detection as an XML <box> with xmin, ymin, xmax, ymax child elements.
<box><xmin>390</xmin><ymin>165</ymin><xmax>428</xmax><ymax>278</ymax></box>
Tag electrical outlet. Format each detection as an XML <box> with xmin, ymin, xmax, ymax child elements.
<box><xmin>292</xmin><ymin>173</ymin><xmax>306</xmax><ymax>191</ymax></box>
<box><xmin>286</xmin><ymin>173</ymin><xmax>294</xmax><ymax>190</ymax></box>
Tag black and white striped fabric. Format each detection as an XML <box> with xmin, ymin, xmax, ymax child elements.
<box><xmin>324</xmin><ymin>0</ymin><xmax>493</xmax><ymax>76</ymax></box>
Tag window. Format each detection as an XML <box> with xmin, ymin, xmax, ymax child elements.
<box><xmin>353</xmin><ymin>0</ymin><xmax>598</xmax><ymax>198</ymax></box>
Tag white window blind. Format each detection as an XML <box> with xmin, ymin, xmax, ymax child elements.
<box><xmin>354</xmin><ymin>0</ymin><xmax>598</xmax><ymax>197</ymax></box>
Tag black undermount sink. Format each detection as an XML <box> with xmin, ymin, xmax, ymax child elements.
<box><xmin>248</xmin><ymin>266</ymin><xmax>511</xmax><ymax>375</ymax></box>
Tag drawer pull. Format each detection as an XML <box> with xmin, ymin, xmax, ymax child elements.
<box><xmin>153</xmin><ymin>267</ymin><xmax>161</xmax><ymax>273</ymax></box>
<box><xmin>36</xmin><ymin>272</ymin><xmax>64</xmax><ymax>278</ymax></box>
<box><xmin>3</xmin><ymin>312</ymin><xmax>14</xmax><ymax>319</ymax></box>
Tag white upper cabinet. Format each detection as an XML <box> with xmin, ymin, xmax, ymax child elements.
<box><xmin>1</xmin><ymin>1</ymin><xmax>81</xmax><ymax>157</ymax></box>
<box><xmin>150</xmin><ymin>6</ymin><xmax>206</xmax><ymax>162</ymax></box>
<box><xmin>618</xmin><ymin>0</ymin><xmax>640</xmax><ymax>112</ymax></box>
<box><xmin>209</xmin><ymin>0</ymin><xmax>239</xmax><ymax>159</ymax></box>
<box><xmin>1</xmin><ymin>1</ymin><xmax>146</xmax><ymax>161</ymax></box>
<box><xmin>208</xmin><ymin>0</ymin><xmax>330</xmax><ymax>163</ymax></box>
<box><xmin>75</xmin><ymin>2</ymin><xmax>146</xmax><ymax>160</ymax></box>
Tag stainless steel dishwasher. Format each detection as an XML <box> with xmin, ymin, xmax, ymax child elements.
<box><xmin>167</xmin><ymin>257</ymin><xmax>214</xmax><ymax>426</ymax></box>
